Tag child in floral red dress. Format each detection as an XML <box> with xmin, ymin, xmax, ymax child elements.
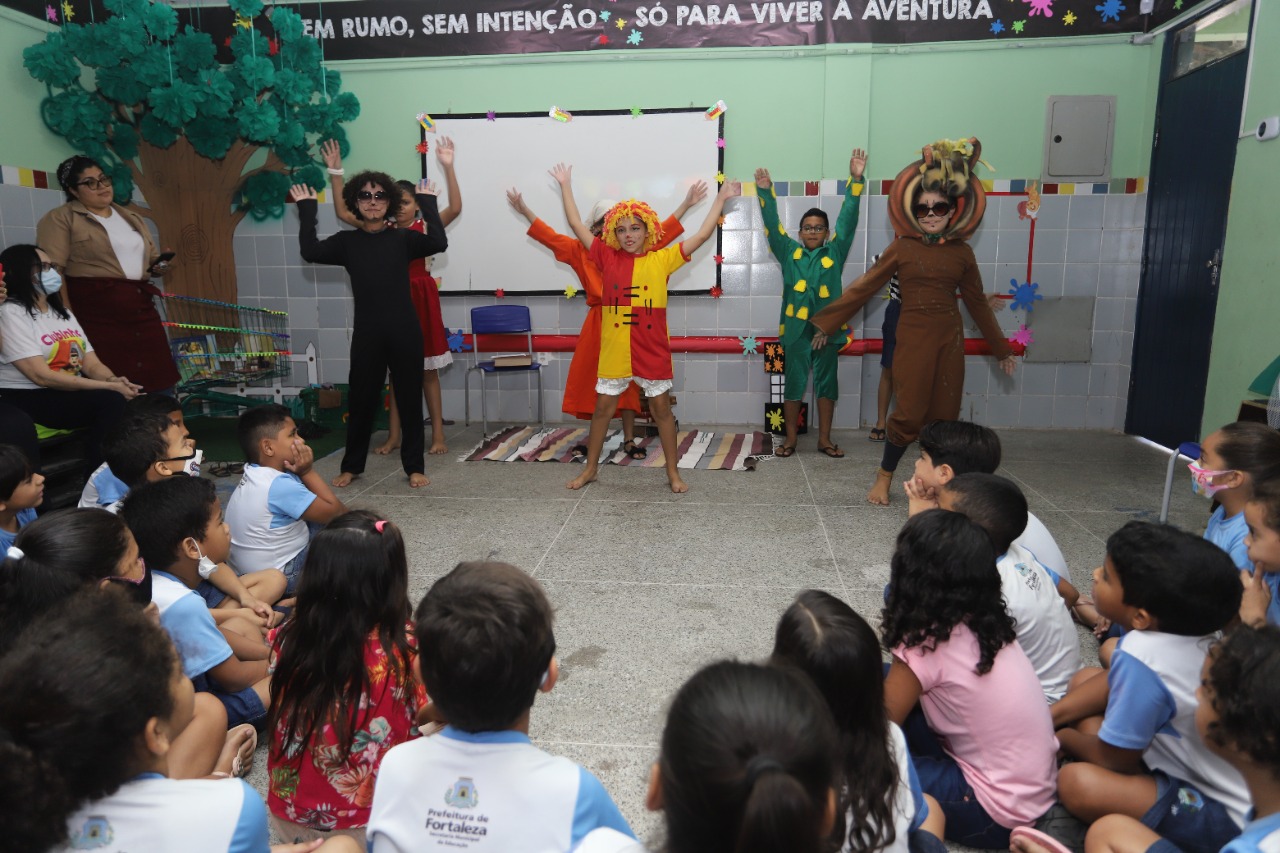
<box><xmin>267</xmin><ymin>512</ymin><xmax>429</xmax><ymax>847</ymax></box>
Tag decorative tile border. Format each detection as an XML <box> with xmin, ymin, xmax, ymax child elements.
<box><xmin>0</xmin><ymin>166</ymin><xmax>53</xmax><ymax>189</ymax></box>
<box><xmin>740</xmin><ymin>177</ymin><xmax>1146</xmax><ymax>197</ymax></box>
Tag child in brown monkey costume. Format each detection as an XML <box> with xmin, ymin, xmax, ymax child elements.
<box><xmin>811</xmin><ymin>139</ymin><xmax>1016</xmax><ymax>506</ymax></box>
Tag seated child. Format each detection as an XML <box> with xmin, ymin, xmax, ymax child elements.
<box><xmin>80</xmin><ymin>393</ymin><xmax>186</xmax><ymax>511</ymax></box>
<box><xmin>0</xmin><ymin>444</ymin><xmax>43</xmax><ymax>551</ymax></box>
<box><xmin>226</xmin><ymin>404</ymin><xmax>346</xmax><ymax>592</ymax></box>
<box><xmin>1055</xmin><ymin>522</ymin><xmax>1248</xmax><ymax>853</ymax></box>
<box><xmin>772</xmin><ymin>589</ymin><xmax>946</xmax><ymax>853</ymax></box>
<box><xmin>550</xmin><ymin>163</ymin><xmax>741</xmax><ymax>494</ymax></box>
<box><xmin>367</xmin><ymin>560</ymin><xmax>634</xmax><ymax>852</ymax></box>
<box><xmin>631</xmin><ymin>660</ymin><xmax>842</xmax><ymax>853</ymax></box>
<box><xmin>1191</xmin><ymin>422</ymin><xmax>1280</xmax><ymax>570</ymax></box>
<box><xmin>1079</xmin><ymin>625</ymin><xmax>1280</xmax><ymax>853</ymax></box>
<box><xmin>0</xmin><ymin>589</ymin><xmax>360</xmax><ymax>853</ymax></box>
<box><xmin>882</xmin><ymin>510</ymin><xmax>1058</xmax><ymax>849</ymax></box>
<box><xmin>1242</xmin><ymin>479</ymin><xmax>1280</xmax><ymax>627</ymax></box>
<box><xmin>103</xmin><ymin>406</ymin><xmax>283</xmax><ymax>621</ymax></box>
<box><xmin>937</xmin><ymin>473</ymin><xmax>1081</xmax><ymax>702</ymax></box>
<box><xmin>268</xmin><ymin>512</ymin><xmax>427</xmax><ymax>848</ymax></box>
<box><xmin>122</xmin><ymin>477</ymin><xmax>273</xmax><ymax>729</ymax></box>
<box><xmin>904</xmin><ymin>420</ymin><xmax>1074</xmax><ymax>588</ymax></box>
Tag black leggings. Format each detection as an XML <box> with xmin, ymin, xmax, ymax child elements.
<box><xmin>0</xmin><ymin>388</ymin><xmax>127</xmax><ymax>474</ymax></box>
<box><xmin>343</xmin><ymin>328</ymin><xmax>425</xmax><ymax>476</ymax></box>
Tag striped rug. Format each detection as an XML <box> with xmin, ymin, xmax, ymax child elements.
<box><xmin>461</xmin><ymin>426</ymin><xmax>775</xmax><ymax>471</ymax></box>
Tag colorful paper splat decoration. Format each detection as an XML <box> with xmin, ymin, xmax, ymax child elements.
<box><xmin>705</xmin><ymin>100</ymin><xmax>727</xmax><ymax>120</ymax></box>
<box><xmin>630</xmin><ymin>106</ymin><xmax>643</xmax><ymax>118</ymax></box>
<box><xmin>767</xmin><ymin>408</ymin><xmax>785</xmax><ymax>431</ymax></box>
<box><xmin>1007</xmin><ymin>280</ymin><xmax>1043</xmax><ymax>312</ymax></box>
<box><xmin>1012</xmin><ymin>19</ymin><xmax>1026</xmax><ymax>32</ymax></box>
<box><xmin>1063</xmin><ymin>9</ymin><xmax>1078</xmax><ymax>22</ymax></box>
<box><xmin>598</xmin><ymin>33</ymin><xmax>610</xmax><ymax>44</ymax></box>
<box><xmin>486</xmin><ymin>110</ymin><xmax>497</xmax><ymax>121</ymax></box>
<box><xmin>549</xmin><ymin>106</ymin><xmax>573</xmax><ymax>123</ymax></box>
<box><xmin>764</xmin><ymin>402</ymin><xmax>808</xmax><ymax>435</ymax></box>
<box><xmin>494</xmin><ymin>288</ymin><xmax>505</xmax><ymax>298</ymax></box>
<box><xmin>716</xmin><ymin>172</ymin><xmax>726</xmax><ymax>184</ymax></box>
<box><xmin>564</xmin><ymin>285</ymin><xmax>578</xmax><ymax>299</ymax></box>
<box><xmin>1009</xmin><ymin>324</ymin><xmax>1035</xmax><ymax>347</ymax></box>
<box><xmin>417</xmin><ymin>113</ymin><xmax>436</xmax><ymax>133</ymax></box>
<box><xmin>627</xmin><ymin>29</ymin><xmax>643</xmax><ymax>44</ymax></box>
<box><xmin>447</xmin><ymin>329</ymin><xmax>471</xmax><ymax>353</ymax></box>
<box><xmin>709</xmin><ymin>285</ymin><xmax>723</xmax><ymax>298</ymax></box>
<box><xmin>990</xmin><ymin>19</ymin><xmax>1004</xmax><ymax>32</ymax></box>
<box><xmin>717</xmin><ymin>138</ymin><xmax>726</xmax><ymax>149</ymax></box>
<box><xmin>415</xmin><ymin>141</ymin><xmax>429</xmax><ymax>154</ymax></box>
<box><xmin>45</xmin><ymin>4</ymin><xmax>57</xmax><ymax>21</ymax></box>
<box><xmin>599</xmin><ymin>9</ymin><xmax>611</xmax><ymax>19</ymax></box>
<box><xmin>713</xmin><ymin>254</ymin><xmax>724</xmax><ymax>265</ymax></box>
<box><xmin>60</xmin><ymin>0</ymin><xmax>73</xmax><ymax>19</ymax></box>
<box><xmin>738</xmin><ymin>335</ymin><xmax>759</xmax><ymax>355</ymax></box>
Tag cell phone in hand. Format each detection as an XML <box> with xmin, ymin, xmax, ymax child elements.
<box><xmin>149</xmin><ymin>251</ymin><xmax>176</xmax><ymax>273</ymax></box>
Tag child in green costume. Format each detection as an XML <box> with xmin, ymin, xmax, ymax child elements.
<box><xmin>755</xmin><ymin>148</ymin><xmax>867</xmax><ymax>458</ymax></box>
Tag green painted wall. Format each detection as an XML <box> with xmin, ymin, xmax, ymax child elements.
<box><xmin>0</xmin><ymin>9</ymin><xmax>76</xmax><ymax>168</ymax></box>
<box><xmin>1202</xmin><ymin>0</ymin><xmax>1280</xmax><ymax>433</ymax></box>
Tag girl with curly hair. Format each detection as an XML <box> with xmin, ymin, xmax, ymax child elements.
<box><xmin>291</xmin><ymin>172</ymin><xmax>446</xmax><ymax>490</ymax></box>
<box><xmin>881</xmin><ymin>509</ymin><xmax>1057</xmax><ymax>849</ymax></box>
<box><xmin>549</xmin><ymin>164</ymin><xmax>739</xmax><ymax>494</ymax></box>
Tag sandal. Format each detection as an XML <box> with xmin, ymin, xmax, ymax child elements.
<box><xmin>775</xmin><ymin>444</ymin><xmax>797</xmax><ymax>458</ymax></box>
<box><xmin>868</xmin><ymin>428</ymin><xmax>886</xmax><ymax>442</ymax></box>
<box><xmin>818</xmin><ymin>444</ymin><xmax>845</xmax><ymax>458</ymax></box>
<box><xmin>622</xmin><ymin>439</ymin><xmax>648</xmax><ymax>460</ymax></box>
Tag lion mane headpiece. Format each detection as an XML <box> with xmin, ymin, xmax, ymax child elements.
<box><xmin>602</xmin><ymin>199</ymin><xmax>664</xmax><ymax>251</ymax></box>
<box><xmin>887</xmin><ymin>137</ymin><xmax>990</xmax><ymax>243</ymax></box>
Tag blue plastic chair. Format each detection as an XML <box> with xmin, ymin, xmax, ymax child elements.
<box><xmin>464</xmin><ymin>305</ymin><xmax>543</xmax><ymax>436</ymax></box>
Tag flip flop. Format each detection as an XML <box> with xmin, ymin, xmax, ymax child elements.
<box><xmin>622</xmin><ymin>439</ymin><xmax>648</xmax><ymax>460</ymax></box>
<box><xmin>775</xmin><ymin>444</ymin><xmax>797</xmax><ymax>458</ymax></box>
<box><xmin>868</xmin><ymin>428</ymin><xmax>886</xmax><ymax>442</ymax></box>
<box><xmin>818</xmin><ymin>444</ymin><xmax>845</xmax><ymax>458</ymax></box>
<box><xmin>1011</xmin><ymin>826</ymin><xmax>1076</xmax><ymax>853</ymax></box>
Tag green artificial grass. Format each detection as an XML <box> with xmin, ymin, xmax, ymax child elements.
<box><xmin>186</xmin><ymin>416</ymin><xmax>348</xmax><ymax>464</ymax></box>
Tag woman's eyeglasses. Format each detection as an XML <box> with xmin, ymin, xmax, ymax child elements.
<box><xmin>357</xmin><ymin>191</ymin><xmax>389</xmax><ymax>203</ymax></box>
<box><xmin>77</xmin><ymin>176</ymin><xmax>113</xmax><ymax>191</ymax></box>
<box><xmin>913</xmin><ymin>201</ymin><xmax>953</xmax><ymax>219</ymax></box>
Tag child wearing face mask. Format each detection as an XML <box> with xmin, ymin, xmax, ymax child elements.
<box><xmin>1191</xmin><ymin>422</ymin><xmax>1280</xmax><ymax>570</ymax></box>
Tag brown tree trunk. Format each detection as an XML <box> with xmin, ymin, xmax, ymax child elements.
<box><xmin>126</xmin><ymin>137</ymin><xmax>265</xmax><ymax>305</ymax></box>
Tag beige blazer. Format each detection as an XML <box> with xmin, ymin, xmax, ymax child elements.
<box><xmin>36</xmin><ymin>200</ymin><xmax>160</xmax><ymax>279</ymax></box>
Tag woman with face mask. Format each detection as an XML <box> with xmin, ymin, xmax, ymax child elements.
<box><xmin>35</xmin><ymin>155</ymin><xmax>180</xmax><ymax>393</ymax></box>
<box><xmin>0</xmin><ymin>243</ymin><xmax>135</xmax><ymax>474</ymax></box>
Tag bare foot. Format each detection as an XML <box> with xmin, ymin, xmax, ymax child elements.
<box><xmin>408</xmin><ymin>473</ymin><xmax>429</xmax><ymax>488</ymax></box>
<box><xmin>428</xmin><ymin>440</ymin><xmax>448</xmax><ymax>455</ymax></box>
<box><xmin>373</xmin><ymin>439</ymin><xmax>401</xmax><ymax>455</ymax></box>
<box><xmin>214</xmin><ymin>724</ymin><xmax>257</xmax><ymax>777</ymax></box>
<box><xmin>668</xmin><ymin>471</ymin><xmax>689</xmax><ymax>494</ymax></box>
<box><xmin>332</xmin><ymin>471</ymin><xmax>357</xmax><ymax>488</ymax></box>
<box><xmin>866</xmin><ymin>469</ymin><xmax>893</xmax><ymax>506</ymax></box>
<box><xmin>567</xmin><ymin>468</ymin><xmax>598</xmax><ymax>490</ymax></box>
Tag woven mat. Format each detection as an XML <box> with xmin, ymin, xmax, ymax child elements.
<box><xmin>460</xmin><ymin>426</ymin><xmax>774</xmax><ymax>471</ymax></box>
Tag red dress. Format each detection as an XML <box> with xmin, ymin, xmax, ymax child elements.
<box><xmin>406</xmin><ymin>220</ymin><xmax>452</xmax><ymax>366</ymax></box>
<box><xmin>268</xmin><ymin>626</ymin><xmax>428</xmax><ymax>831</ymax></box>
<box><xmin>527</xmin><ymin>216</ymin><xmax>683</xmax><ymax>420</ymax></box>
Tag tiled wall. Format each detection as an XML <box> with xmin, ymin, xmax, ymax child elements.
<box><xmin>0</xmin><ymin>173</ymin><xmax>1144</xmax><ymax>431</ymax></box>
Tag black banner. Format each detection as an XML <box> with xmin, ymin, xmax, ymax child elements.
<box><xmin>8</xmin><ymin>0</ymin><xmax>1206</xmax><ymax>59</ymax></box>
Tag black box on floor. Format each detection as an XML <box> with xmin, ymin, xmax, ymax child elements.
<box><xmin>765</xmin><ymin>402</ymin><xmax>808</xmax><ymax>435</ymax></box>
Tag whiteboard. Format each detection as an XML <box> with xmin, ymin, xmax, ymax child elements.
<box><xmin>420</xmin><ymin>109</ymin><xmax>724</xmax><ymax>294</ymax></box>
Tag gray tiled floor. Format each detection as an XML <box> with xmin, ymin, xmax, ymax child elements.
<box><xmin>247</xmin><ymin>423</ymin><xmax>1211</xmax><ymax>847</ymax></box>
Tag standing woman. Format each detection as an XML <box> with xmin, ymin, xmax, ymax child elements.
<box><xmin>37</xmin><ymin>156</ymin><xmax>180</xmax><ymax>393</ymax></box>
<box><xmin>0</xmin><ymin>244</ymin><xmax>136</xmax><ymax>474</ymax></box>
<box><xmin>812</xmin><ymin>139</ymin><xmax>1015</xmax><ymax>506</ymax></box>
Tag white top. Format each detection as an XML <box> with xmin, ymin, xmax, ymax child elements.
<box><xmin>1100</xmin><ymin>631</ymin><xmax>1250</xmax><ymax>827</ymax></box>
<box><xmin>91</xmin><ymin>209</ymin><xmax>147</xmax><ymax>279</ymax></box>
<box><xmin>368</xmin><ymin>726</ymin><xmax>634</xmax><ymax>853</ymax></box>
<box><xmin>839</xmin><ymin>722</ymin><xmax>926</xmax><ymax>853</ymax></box>
<box><xmin>572</xmin><ymin>829</ymin><xmax>647</xmax><ymax>853</ymax></box>
<box><xmin>225</xmin><ymin>464</ymin><xmax>315</xmax><ymax>574</ymax></box>
<box><xmin>1014</xmin><ymin>511</ymin><xmax>1069</xmax><ymax>585</ymax></box>
<box><xmin>0</xmin><ymin>302</ymin><xmax>95</xmax><ymax>389</ymax></box>
<box><xmin>996</xmin><ymin>542</ymin><xmax>1081</xmax><ymax>703</ymax></box>
<box><xmin>79</xmin><ymin>461</ymin><xmax>129</xmax><ymax>509</ymax></box>
<box><xmin>54</xmin><ymin>774</ymin><xmax>268</xmax><ymax>853</ymax></box>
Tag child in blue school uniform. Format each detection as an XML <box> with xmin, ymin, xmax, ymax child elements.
<box><xmin>1055</xmin><ymin>522</ymin><xmax>1249</xmax><ymax>853</ymax></box>
<box><xmin>1241</xmin><ymin>479</ymin><xmax>1280</xmax><ymax>627</ymax></box>
<box><xmin>1190</xmin><ymin>421</ymin><xmax>1280</xmax><ymax>569</ymax></box>
<box><xmin>0</xmin><ymin>444</ymin><xmax>43</xmax><ymax>551</ymax></box>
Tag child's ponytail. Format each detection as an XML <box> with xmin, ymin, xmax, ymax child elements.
<box><xmin>735</xmin><ymin>760</ymin><xmax>827</xmax><ymax>853</ymax></box>
<box><xmin>1217</xmin><ymin>422</ymin><xmax>1280</xmax><ymax>489</ymax></box>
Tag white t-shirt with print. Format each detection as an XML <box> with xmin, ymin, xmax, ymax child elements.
<box><xmin>997</xmin><ymin>542</ymin><xmax>1082</xmax><ymax>703</ymax></box>
<box><xmin>0</xmin><ymin>302</ymin><xmax>95</xmax><ymax>389</ymax></box>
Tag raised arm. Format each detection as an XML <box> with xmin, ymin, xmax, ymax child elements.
<box><xmin>826</xmin><ymin>148</ymin><xmax>868</xmax><ymax>265</ymax></box>
<box><xmin>321</xmin><ymin>139</ymin><xmax>360</xmax><ymax>227</ymax></box>
<box><xmin>670</xmin><ymin>180</ymin><xmax>709</xmax><ymax>222</ymax></box>
<box><xmin>406</xmin><ymin>180</ymin><xmax>447</xmax><ymax>258</ymax></box>
<box><xmin>436</xmin><ymin>137</ymin><xmax>463</xmax><ymax>227</ymax></box>
<box><xmin>680</xmin><ymin>181</ymin><xmax>742</xmax><ymax>256</ymax></box>
<box><xmin>291</xmin><ymin>185</ymin><xmax>346</xmax><ymax>266</ymax></box>
<box><xmin>507</xmin><ymin>188</ymin><xmax>536</xmax><ymax>225</ymax></box>
<box><xmin>809</xmin><ymin>242</ymin><xmax>901</xmax><ymax>342</ymax></box>
<box><xmin>755</xmin><ymin>167</ymin><xmax>800</xmax><ymax>262</ymax></box>
<box><xmin>549</xmin><ymin>163</ymin><xmax>594</xmax><ymax>248</ymax></box>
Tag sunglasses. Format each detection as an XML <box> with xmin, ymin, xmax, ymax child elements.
<box><xmin>356</xmin><ymin>191</ymin><xmax>389</xmax><ymax>203</ymax></box>
<box><xmin>913</xmin><ymin>201</ymin><xmax>953</xmax><ymax>219</ymax></box>
<box><xmin>77</xmin><ymin>176</ymin><xmax>113</xmax><ymax>190</ymax></box>
<box><xmin>103</xmin><ymin>568</ymin><xmax>153</xmax><ymax>608</ymax></box>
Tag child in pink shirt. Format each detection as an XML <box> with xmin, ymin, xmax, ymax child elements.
<box><xmin>882</xmin><ymin>509</ymin><xmax>1058</xmax><ymax>849</ymax></box>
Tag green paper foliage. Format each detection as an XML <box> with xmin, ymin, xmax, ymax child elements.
<box><xmin>140</xmin><ymin>112</ymin><xmax>179</xmax><ymax>148</ymax></box>
<box><xmin>23</xmin><ymin>36</ymin><xmax>80</xmax><ymax>88</ymax></box>
<box><xmin>331</xmin><ymin>92</ymin><xmax>360</xmax><ymax>123</ymax></box>
<box><xmin>271</xmin><ymin>7</ymin><xmax>305</xmax><ymax>41</ymax></box>
<box><xmin>42</xmin><ymin>89</ymin><xmax>113</xmax><ymax>148</ymax></box>
<box><xmin>293</xmin><ymin>164</ymin><xmax>325</xmax><ymax>192</ymax></box>
<box><xmin>279</xmin><ymin>33</ymin><xmax>320</xmax><ymax>68</ymax></box>
<box><xmin>173</xmin><ymin>28</ymin><xmax>216</xmax><ymax>73</ymax></box>
<box><xmin>96</xmin><ymin>64</ymin><xmax>148</xmax><ymax>106</ymax></box>
<box><xmin>61</xmin><ymin>23</ymin><xmax>125</xmax><ymax>67</ymax></box>
<box><xmin>228</xmin><ymin>0</ymin><xmax>265</xmax><ymax>18</ymax></box>
<box><xmin>239</xmin><ymin>171</ymin><xmax>291</xmax><ymax>222</ymax></box>
<box><xmin>149</xmin><ymin>81</ymin><xmax>203</xmax><ymax>126</ymax></box>
<box><xmin>193</xmin><ymin>70</ymin><xmax>234</xmax><ymax>118</ymax></box>
<box><xmin>141</xmin><ymin>2</ymin><xmax>177</xmax><ymax>39</ymax></box>
<box><xmin>236</xmin><ymin>99</ymin><xmax>280</xmax><ymax>143</ymax></box>
<box><xmin>110</xmin><ymin>121</ymin><xmax>139</xmax><ymax>159</ymax></box>
<box><xmin>106</xmin><ymin>161</ymin><xmax>135</xmax><ymax>204</ymax></box>
<box><xmin>187</xmin><ymin>114</ymin><xmax>238</xmax><ymax>159</ymax></box>
<box><xmin>272</xmin><ymin>69</ymin><xmax>313</xmax><ymax>107</ymax></box>
<box><xmin>104</xmin><ymin>0</ymin><xmax>147</xmax><ymax>17</ymax></box>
